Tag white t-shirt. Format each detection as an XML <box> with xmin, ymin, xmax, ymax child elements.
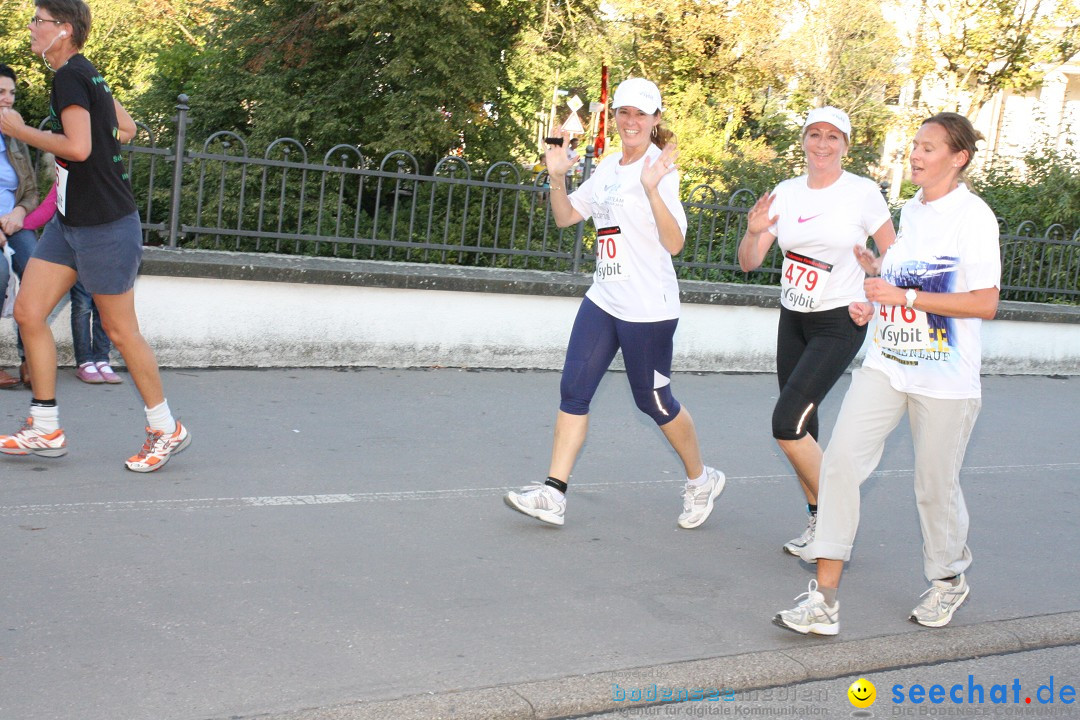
<box><xmin>569</xmin><ymin>144</ymin><xmax>687</xmax><ymax>322</ymax></box>
<box><xmin>768</xmin><ymin>171</ymin><xmax>892</xmax><ymax>312</ymax></box>
<box><xmin>863</xmin><ymin>184</ymin><xmax>1001</xmax><ymax>399</ymax></box>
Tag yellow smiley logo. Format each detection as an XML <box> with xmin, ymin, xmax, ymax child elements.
<box><xmin>848</xmin><ymin>678</ymin><xmax>876</xmax><ymax>708</ymax></box>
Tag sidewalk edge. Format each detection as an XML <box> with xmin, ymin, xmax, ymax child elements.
<box><xmin>254</xmin><ymin>610</ymin><xmax>1080</xmax><ymax>720</ymax></box>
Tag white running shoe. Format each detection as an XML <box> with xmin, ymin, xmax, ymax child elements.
<box><xmin>910</xmin><ymin>575</ymin><xmax>969</xmax><ymax>628</ymax></box>
<box><xmin>677</xmin><ymin>467</ymin><xmax>726</xmax><ymax>529</ymax></box>
<box><xmin>773</xmin><ymin>579</ymin><xmax>839</xmax><ymax>636</ymax></box>
<box><xmin>504</xmin><ymin>483</ymin><xmax>565</xmax><ymax>526</ymax></box>
<box><xmin>0</xmin><ymin>418</ymin><xmax>68</xmax><ymax>458</ymax></box>
<box><xmin>783</xmin><ymin>512</ymin><xmax>817</xmax><ymax>562</ymax></box>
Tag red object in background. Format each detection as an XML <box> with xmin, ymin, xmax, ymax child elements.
<box><xmin>594</xmin><ymin>65</ymin><xmax>608</xmax><ymax>157</ymax></box>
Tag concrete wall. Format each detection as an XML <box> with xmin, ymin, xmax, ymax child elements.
<box><xmin>2</xmin><ymin>248</ymin><xmax>1078</xmax><ymax>374</ymax></box>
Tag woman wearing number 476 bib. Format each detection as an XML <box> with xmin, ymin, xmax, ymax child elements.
<box><xmin>774</xmin><ymin>113</ymin><xmax>1000</xmax><ymax>635</ymax></box>
<box><xmin>738</xmin><ymin>107</ymin><xmax>895</xmax><ymax>557</ymax></box>
<box><xmin>505</xmin><ymin>78</ymin><xmax>725</xmax><ymax>528</ymax></box>
<box><xmin>0</xmin><ymin>0</ymin><xmax>190</xmax><ymax>471</ymax></box>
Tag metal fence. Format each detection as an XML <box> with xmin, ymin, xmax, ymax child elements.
<box><xmin>108</xmin><ymin>96</ymin><xmax>1080</xmax><ymax>303</ymax></box>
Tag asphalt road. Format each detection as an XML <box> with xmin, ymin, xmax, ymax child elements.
<box><xmin>1</xmin><ymin>369</ymin><xmax>1077</xmax><ymax>720</ymax></box>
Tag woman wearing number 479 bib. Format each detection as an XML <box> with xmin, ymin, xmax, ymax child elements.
<box><xmin>0</xmin><ymin>0</ymin><xmax>190</xmax><ymax>471</ymax></box>
<box><xmin>774</xmin><ymin>113</ymin><xmax>1000</xmax><ymax>636</ymax></box>
<box><xmin>505</xmin><ymin>78</ymin><xmax>725</xmax><ymax>528</ymax></box>
<box><xmin>738</xmin><ymin>107</ymin><xmax>895</xmax><ymax>557</ymax></box>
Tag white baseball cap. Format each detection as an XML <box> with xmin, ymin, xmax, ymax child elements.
<box><xmin>803</xmin><ymin>106</ymin><xmax>851</xmax><ymax>137</ymax></box>
<box><xmin>612</xmin><ymin>78</ymin><xmax>664</xmax><ymax>114</ymax></box>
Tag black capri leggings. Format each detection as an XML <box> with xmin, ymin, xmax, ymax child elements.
<box><xmin>773</xmin><ymin>305</ymin><xmax>866</xmax><ymax>441</ymax></box>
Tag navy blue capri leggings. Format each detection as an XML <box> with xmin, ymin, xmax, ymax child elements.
<box><xmin>560</xmin><ymin>297</ymin><xmax>681</xmax><ymax>426</ymax></box>
<box><xmin>773</xmin><ymin>305</ymin><xmax>866</xmax><ymax>441</ymax></box>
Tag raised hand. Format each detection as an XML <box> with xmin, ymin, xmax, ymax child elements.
<box><xmin>543</xmin><ymin>128</ymin><xmax>575</xmax><ymax>181</ymax></box>
<box><xmin>640</xmin><ymin>138</ymin><xmax>678</xmax><ymax>194</ymax></box>
<box><xmin>853</xmin><ymin>244</ymin><xmax>882</xmax><ymax>276</ymax></box>
<box><xmin>746</xmin><ymin>193</ymin><xmax>778</xmax><ymax>235</ymax></box>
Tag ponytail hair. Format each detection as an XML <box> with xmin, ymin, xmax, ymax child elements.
<box><xmin>650</xmin><ymin>114</ymin><xmax>676</xmax><ymax>150</ymax></box>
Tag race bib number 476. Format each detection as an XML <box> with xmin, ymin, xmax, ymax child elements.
<box><xmin>875</xmin><ymin>303</ymin><xmax>933</xmax><ymax>352</ymax></box>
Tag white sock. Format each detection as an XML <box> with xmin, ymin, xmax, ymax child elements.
<box><xmin>30</xmin><ymin>404</ymin><xmax>60</xmax><ymax>433</ymax></box>
<box><xmin>145</xmin><ymin>400</ymin><xmax>177</xmax><ymax>434</ymax></box>
<box><xmin>687</xmin><ymin>468</ymin><xmax>709</xmax><ymax>486</ymax></box>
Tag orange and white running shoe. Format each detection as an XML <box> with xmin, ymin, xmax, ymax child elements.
<box><xmin>0</xmin><ymin>418</ymin><xmax>68</xmax><ymax>458</ymax></box>
<box><xmin>125</xmin><ymin>421</ymin><xmax>191</xmax><ymax>473</ymax></box>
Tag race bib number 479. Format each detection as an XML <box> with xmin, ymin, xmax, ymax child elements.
<box><xmin>781</xmin><ymin>251</ymin><xmax>832</xmax><ymax>311</ymax></box>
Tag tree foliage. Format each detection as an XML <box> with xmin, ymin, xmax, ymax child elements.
<box><xmin>603</xmin><ymin>0</ymin><xmax>792</xmax><ymax>141</ymax></box>
<box><xmin>1</xmin><ymin>0</ymin><xmax>1076</xmax><ymax>238</ymax></box>
<box><xmin>913</xmin><ymin>0</ymin><xmax>1080</xmax><ymax>118</ymax></box>
<box><xmin>0</xmin><ymin>0</ymin><xmax>219</xmax><ymax>130</ymax></box>
<box><xmin>172</xmin><ymin>0</ymin><xmax>553</xmax><ymax>166</ymax></box>
<box><xmin>973</xmin><ymin>139</ymin><xmax>1080</xmax><ymax>230</ymax></box>
<box><xmin>501</xmin><ymin>0</ymin><xmax>607</xmax><ymax>160</ymax></box>
<box><xmin>782</xmin><ymin>0</ymin><xmax>901</xmax><ymax>143</ymax></box>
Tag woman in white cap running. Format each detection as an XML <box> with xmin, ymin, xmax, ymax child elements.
<box><xmin>504</xmin><ymin>78</ymin><xmax>724</xmax><ymax>528</ymax></box>
<box><xmin>738</xmin><ymin>106</ymin><xmax>895</xmax><ymax>556</ymax></box>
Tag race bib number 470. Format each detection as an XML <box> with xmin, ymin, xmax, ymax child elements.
<box><xmin>595</xmin><ymin>226</ymin><xmax>630</xmax><ymax>282</ymax></box>
<box><xmin>781</xmin><ymin>251</ymin><xmax>832</xmax><ymax>311</ymax></box>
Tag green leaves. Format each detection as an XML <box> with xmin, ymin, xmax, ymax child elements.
<box><xmin>167</xmin><ymin>0</ymin><xmax>537</xmax><ymax>165</ymax></box>
<box><xmin>975</xmin><ymin>141</ymin><xmax>1080</xmax><ymax>231</ymax></box>
<box><xmin>918</xmin><ymin>0</ymin><xmax>1080</xmax><ymax>117</ymax></box>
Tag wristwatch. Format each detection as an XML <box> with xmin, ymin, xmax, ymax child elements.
<box><xmin>905</xmin><ymin>289</ymin><xmax>918</xmax><ymax>309</ymax></box>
